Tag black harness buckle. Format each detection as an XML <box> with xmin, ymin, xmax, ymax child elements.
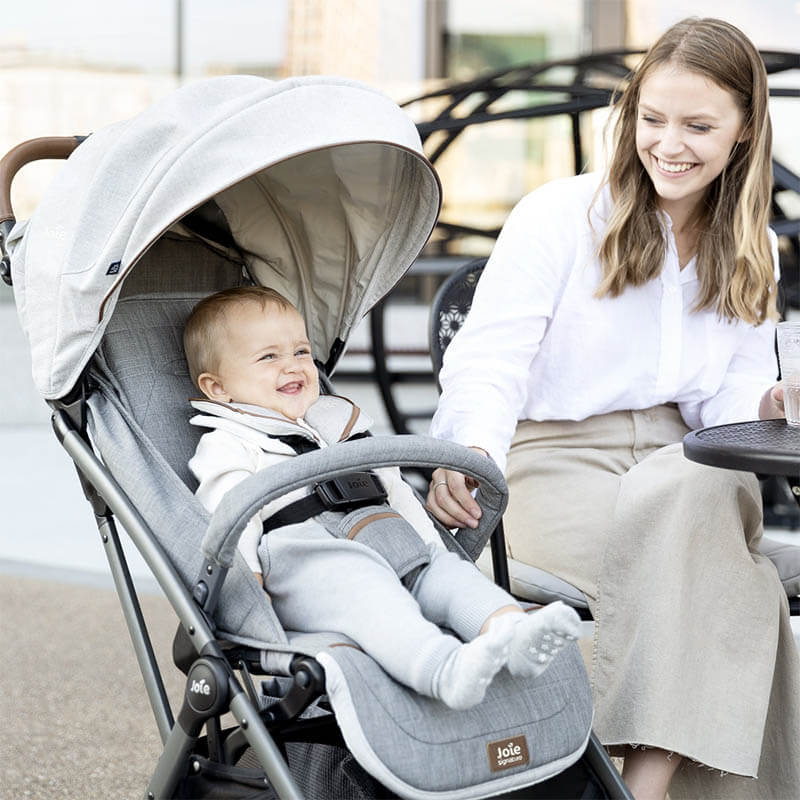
<box><xmin>262</xmin><ymin>471</ymin><xmax>387</xmax><ymax>535</ymax></box>
<box><xmin>314</xmin><ymin>472</ymin><xmax>387</xmax><ymax>509</ymax></box>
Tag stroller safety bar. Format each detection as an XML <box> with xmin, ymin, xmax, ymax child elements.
<box><xmin>204</xmin><ymin>435</ymin><xmax>507</xmax><ymax>569</ymax></box>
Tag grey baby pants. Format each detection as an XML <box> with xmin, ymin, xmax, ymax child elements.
<box><xmin>259</xmin><ymin>525</ymin><xmax>515</xmax><ymax>697</ymax></box>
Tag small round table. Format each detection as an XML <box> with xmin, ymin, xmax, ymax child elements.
<box><xmin>683</xmin><ymin>419</ymin><xmax>800</xmax><ymax>477</ymax></box>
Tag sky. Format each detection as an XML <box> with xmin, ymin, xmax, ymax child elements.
<box><xmin>0</xmin><ymin>0</ymin><xmax>288</xmax><ymax>73</ymax></box>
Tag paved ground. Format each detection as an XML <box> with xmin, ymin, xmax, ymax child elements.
<box><xmin>2</xmin><ymin>572</ymin><xmax>185</xmax><ymax>799</ymax></box>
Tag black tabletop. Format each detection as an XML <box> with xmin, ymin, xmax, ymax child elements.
<box><xmin>683</xmin><ymin>419</ymin><xmax>800</xmax><ymax>476</ymax></box>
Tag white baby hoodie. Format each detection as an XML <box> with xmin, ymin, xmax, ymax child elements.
<box><xmin>188</xmin><ymin>394</ymin><xmax>443</xmax><ymax>572</ymax></box>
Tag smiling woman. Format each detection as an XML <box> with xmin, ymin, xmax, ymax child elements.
<box><xmin>427</xmin><ymin>16</ymin><xmax>800</xmax><ymax>800</ymax></box>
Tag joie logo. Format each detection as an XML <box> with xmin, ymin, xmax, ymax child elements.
<box><xmin>347</xmin><ymin>478</ymin><xmax>369</xmax><ymax>489</ymax></box>
<box><xmin>487</xmin><ymin>735</ymin><xmax>530</xmax><ymax>772</ymax></box>
<box><xmin>187</xmin><ymin>664</ymin><xmax>219</xmax><ymax>712</ymax></box>
<box><xmin>106</xmin><ymin>261</ymin><xmax>121</xmax><ymax>275</ymax></box>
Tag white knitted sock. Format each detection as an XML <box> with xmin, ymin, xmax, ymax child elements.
<box><xmin>491</xmin><ymin>601</ymin><xmax>581</xmax><ymax>679</ymax></box>
<box><xmin>433</xmin><ymin>622</ymin><xmax>513</xmax><ymax>709</ymax></box>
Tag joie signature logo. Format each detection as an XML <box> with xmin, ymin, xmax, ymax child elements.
<box><xmin>487</xmin><ymin>735</ymin><xmax>530</xmax><ymax>772</ymax></box>
<box><xmin>190</xmin><ymin>678</ymin><xmax>211</xmax><ymax>696</ymax></box>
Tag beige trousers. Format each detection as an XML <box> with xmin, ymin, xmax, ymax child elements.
<box><xmin>505</xmin><ymin>406</ymin><xmax>800</xmax><ymax>798</ymax></box>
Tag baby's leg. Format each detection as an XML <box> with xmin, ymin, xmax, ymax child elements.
<box><xmin>489</xmin><ymin>602</ymin><xmax>581</xmax><ymax>678</ymax></box>
<box><xmin>434</xmin><ymin>625</ymin><xmax>512</xmax><ymax>710</ymax></box>
<box><xmin>412</xmin><ymin>547</ymin><xmax>525</xmax><ymax>640</ymax></box>
<box><xmin>265</xmin><ymin>533</ymin><xmax>508</xmax><ymax>707</ymax></box>
<box><xmin>412</xmin><ymin>548</ymin><xmax>580</xmax><ymax>679</ymax></box>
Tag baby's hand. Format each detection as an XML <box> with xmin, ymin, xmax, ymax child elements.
<box><xmin>253</xmin><ymin>571</ymin><xmax>264</xmax><ymax>587</ymax></box>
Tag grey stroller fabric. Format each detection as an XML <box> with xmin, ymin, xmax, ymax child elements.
<box><xmin>9</xmin><ymin>75</ymin><xmax>441</xmax><ymax>399</ymax></box>
<box><xmin>319</xmin><ymin>643</ymin><xmax>592</xmax><ymax>798</ymax></box>
<box><xmin>10</xmin><ymin>74</ymin><xmax>597</xmax><ymax>798</ymax></box>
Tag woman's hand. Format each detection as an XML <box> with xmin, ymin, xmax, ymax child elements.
<box><xmin>759</xmin><ymin>381</ymin><xmax>785</xmax><ymax>420</ymax></box>
<box><xmin>426</xmin><ymin>447</ymin><xmax>489</xmax><ymax>529</ymax></box>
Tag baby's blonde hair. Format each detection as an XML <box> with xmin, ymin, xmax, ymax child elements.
<box><xmin>183</xmin><ymin>286</ymin><xmax>294</xmax><ymax>387</ymax></box>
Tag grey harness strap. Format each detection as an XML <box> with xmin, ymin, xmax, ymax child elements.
<box><xmin>322</xmin><ymin>502</ymin><xmax>430</xmax><ymax>589</ymax></box>
<box><xmin>260</xmin><ymin>470</ymin><xmax>431</xmax><ymax>588</ymax></box>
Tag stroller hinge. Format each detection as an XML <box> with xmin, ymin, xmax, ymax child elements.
<box><xmin>51</xmin><ymin>404</ymin><xmax>110</xmax><ymax>517</ymax></box>
<box><xmin>49</xmin><ymin>367</ymin><xmax>92</xmax><ymax>437</ymax></box>
<box><xmin>192</xmin><ymin>559</ymin><xmax>226</xmax><ymax>617</ymax></box>
<box><xmin>176</xmin><ymin>656</ymin><xmax>231</xmax><ymax>739</ymax></box>
<box><xmin>0</xmin><ymin>219</ymin><xmax>14</xmax><ymax>286</ymax></box>
<box><xmin>262</xmin><ymin>657</ymin><xmax>326</xmax><ymax>725</ymax></box>
<box><xmin>148</xmin><ymin>657</ymin><xmax>235</xmax><ymax>800</ymax></box>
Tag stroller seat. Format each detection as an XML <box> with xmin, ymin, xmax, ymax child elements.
<box><xmin>91</xmin><ymin>224</ymin><xmax>594</xmax><ymax>799</ymax></box>
<box><xmin>5</xmin><ymin>75</ymin><xmax>611</xmax><ymax>799</ymax></box>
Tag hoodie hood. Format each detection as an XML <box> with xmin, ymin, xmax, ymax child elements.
<box><xmin>189</xmin><ymin>394</ymin><xmax>373</xmax><ymax>451</ymax></box>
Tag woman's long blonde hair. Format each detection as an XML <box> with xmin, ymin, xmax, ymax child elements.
<box><xmin>595</xmin><ymin>17</ymin><xmax>776</xmax><ymax>324</ymax></box>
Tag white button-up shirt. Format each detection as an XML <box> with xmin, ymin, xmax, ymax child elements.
<box><xmin>430</xmin><ymin>172</ymin><xmax>779</xmax><ymax>472</ymax></box>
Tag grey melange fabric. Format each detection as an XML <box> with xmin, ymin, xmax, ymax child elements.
<box><xmin>504</xmin><ymin>404</ymin><xmax>800</xmax><ymax>799</ymax></box>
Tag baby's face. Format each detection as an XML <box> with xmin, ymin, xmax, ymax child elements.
<box><xmin>201</xmin><ymin>301</ymin><xmax>320</xmax><ymax>420</ymax></box>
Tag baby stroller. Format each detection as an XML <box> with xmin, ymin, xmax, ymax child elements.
<box><xmin>2</xmin><ymin>75</ymin><xmax>620</xmax><ymax>799</ymax></box>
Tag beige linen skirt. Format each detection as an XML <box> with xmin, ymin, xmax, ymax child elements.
<box><xmin>505</xmin><ymin>405</ymin><xmax>800</xmax><ymax>799</ymax></box>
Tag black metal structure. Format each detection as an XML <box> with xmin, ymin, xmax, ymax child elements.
<box><xmin>404</xmin><ymin>48</ymin><xmax>800</xmax><ymax>253</ymax></box>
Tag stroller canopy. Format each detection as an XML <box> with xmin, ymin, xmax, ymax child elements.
<box><xmin>10</xmin><ymin>74</ymin><xmax>441</xmax><ymax>399</ymax></box>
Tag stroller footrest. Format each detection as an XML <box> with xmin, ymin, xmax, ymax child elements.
<box><xmin>317</xmin><ymin>641</ymin><xmax>593</xmax><ymax>800</ymax></box>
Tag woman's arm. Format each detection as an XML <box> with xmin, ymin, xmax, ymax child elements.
<box><xmin>430</xmin><ymin>183</ymin><xmax>576</xmax><ymax>469</ymax></box>
<box><xmin>427</xmin><ymin>180</ymin><xmax>583</xmax><ymax>527</ymax></box>
<box><xmin>678</xmin><ymin>316</ymin><xmax>780</xmax><ymax>428</ymax></box>
<box><xmin>682</xmin><ymin>231</ymin><xmax>782</xmax><ymax>427</ymax></box>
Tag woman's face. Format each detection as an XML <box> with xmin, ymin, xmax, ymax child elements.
<box><xmin>635</xmin><ymin>63</ymin><xmax>745</xmax><ymax>222</ymax></box>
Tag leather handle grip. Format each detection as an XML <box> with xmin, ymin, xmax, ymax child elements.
<box><xmin>0</xmin><ymin>136</ymin><xmax>84</xmax><ymax>224</ymax></box>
